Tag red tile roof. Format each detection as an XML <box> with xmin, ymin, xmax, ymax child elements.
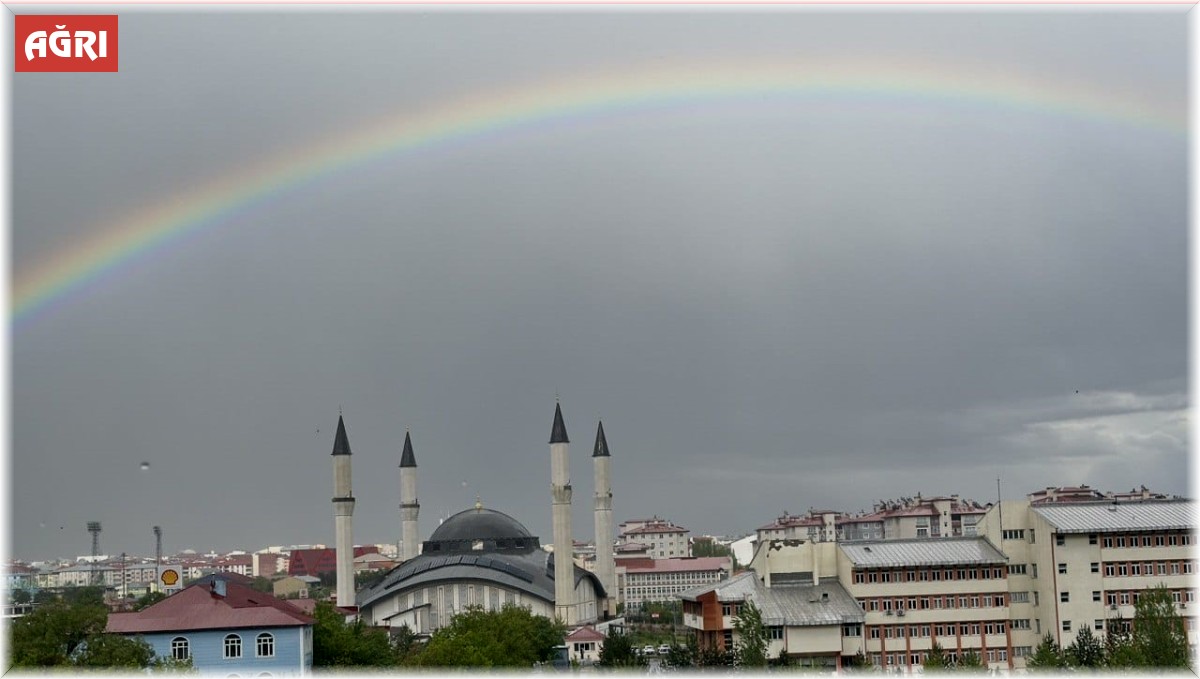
<box><xmin>623</xmin><ymin>557</ymin><xmax>731</xmax><ymax>574</ymax></box>
<box><xmin>566</xmin><ymin>626</ymin><xmax>606</xmax><ymax>642</ymax></box>
<box><xmin>107</xmin><ymin>580</ymin><xmax>314</xmax><ymax>634</ymax></box>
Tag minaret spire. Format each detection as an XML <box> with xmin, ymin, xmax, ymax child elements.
<box><xmin>330</xmin><ymin>414</ymin><xmax>356</xmax><ymax>608</ymax></box>
<box><xmin>399</xmin><ymin>429</ymin><xmax>420</xmax><ymax>562</ymax></box>
<box><xmin>550</xmin><ymin>402</ymin><xmax>569</xmax><ymax>444</ymax></box>
<box><xmin>592</xmin><ymin>420</ymin><xmax>616</xmax><ymax>617</ymax></box>
<box><xmin>549</xmin><ymin>401</ymin><xmax>575</xmax><ymax>624</ymax></box>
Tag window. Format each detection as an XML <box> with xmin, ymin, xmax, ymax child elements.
<box><xmin>1058</xmin><ymin>563</ymin><xmax>1068</xmax><ymax>575</ymax></box>
<box><xmin>1062</xmin><ymin>621</ymin><xmax>1072</xmax><ymax>632</ymax></box>
<box><xmin>1093</xmin><ymin>591</ymin><xmax>1101</xmax><ymax>602</ymax></box>
<box><xmin>1091</xmin><ymin>562</ymin><xmax>1100</xmax><ymax>573</ymax></box>
<box><xmin>1095</xmin><ymin>619</ymin><xmax>1104</xmax><ymax>631</ymax></box>
<box><xmin>1105</xmin><ymin>564</ymin><xmax>1116</xmax><ymax>577</ymax></box>
<box><xmin>1010</xmin><ymin>564</ymin><xmax>1027</xmax><ymax>575</ymax></box>
<box><xmin>1061</xmin><ymin>591</ymin><xmax>1070</xmax><ymax>603</ymax></box>
<box><xmin>1056</xmin><ymin>534</ymin><xmax>1065</xmax><ymax>546</ymax></box>
<box><xmin>255</xmin><ymin>633</ymin><xmax>275</xmax><ymax>658</ymax></box>
<box><xmin>224</xmin><ymin>634</ymin><xmax>242</xmax><ymax>659</ymax></box>
<box><xmin>1103</xmin><ymin>536</ymin><xmax>1114</xmax><ymax>548</ymax></box>
<box><xmin>1003</xmin><ymin>529</ymin><xmax>1025</xmax><ymax>540</ymax></box>
<box><xmin>1011</xmin><ymin>591</ymin><xmax>1029</xmax><ymax>603</ymax></box>
<box><xmin>843</xmin><ymin>624</ymin><xmax>862</xmax><ymax>637</ymax></box>
<box><xmin>1089</xmin><ymin>534</ymin><xmax>1098</xmax><ymax>545</ymax></box>
<box><xmin>1012</xmin><ymin>619</ymin><xmax>1030</xmax><ymax>630</ymax></box>
<box><xmin>768</xmin><ymin>627</ymin><xmax>783</xmax><ymax>640</ymax></box>
<box><xmin>171</xmin><ymin>637</ymin><xmax>190</xmax><ymax>661</ymax></box>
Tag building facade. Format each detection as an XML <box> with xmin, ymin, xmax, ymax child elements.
<box><xmin>107</xmin><ymin>577</ymin><xmax>314</xmax><ymax>677</ymax></box>
<box><xmin>620</xmin><ymin>518</ymin><xmax>690</xmax><ymax>559</ymax></box>
<box><xmin>617</xmin><ymin>556</ymin><xmax>732</xmax><ymax>609</ymax></box>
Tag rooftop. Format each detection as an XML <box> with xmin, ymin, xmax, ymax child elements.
<box><xmin>623</xmin><ymin>557</ymin><xmax>732</xmax><ymax>574</ymax></box>
<box><xmin>839</xmin><ymin>537</ymin><xmax>1006</xmax><ymax>568</ymax></box>
<box><xmin>681</xmin><ymin>572</ymin><xmax>864</xmax><ymax>627</ymax></box>
<box><xmin>107</xmin><ymin>580</ymin><xmax>313</xmax><ymax>634</ymax></box>
<box><xmin>1031</xmin><ymin>501</ymin><xmax>1196</xmax><ymax>534</ymax></box>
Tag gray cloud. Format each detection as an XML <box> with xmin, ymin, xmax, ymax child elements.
<box><xmin>10</xmin><ymin>8</ymin><xmax>1188</xmax><ymax>560</ymax></box>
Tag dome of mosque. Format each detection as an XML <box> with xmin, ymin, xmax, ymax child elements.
<box><xmin>424</xmin><ymin>507</ymin><xmax>540</xmax><ymax>553</ymax></box>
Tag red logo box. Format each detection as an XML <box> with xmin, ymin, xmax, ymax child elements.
<box><xmin>15</xmin><ymin>15</ymin><xmax>118</xmax><ymax>72</ymax></box>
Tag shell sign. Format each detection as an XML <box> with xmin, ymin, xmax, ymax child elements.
<box><xmin>157</xmin><ymin>565</ymin><xmax>183</xmax><ymax>593</ymax></box>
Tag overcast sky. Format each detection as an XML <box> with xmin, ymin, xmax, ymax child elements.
<box><xmin>10</xmin><ymin>8</ymin><xmax>1189</xmax><ymax>562</ymax></box>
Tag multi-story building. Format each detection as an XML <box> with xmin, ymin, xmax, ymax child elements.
<box><xmin>978</xmin><ymin>497</ymin><xmax>1197</xmax><ymax>668</ymax></box>
<box><xmin>620</xmin><ymin>518</ymin><xmax>690</xmax><ymax>559</ymax></box>
<box><xmin>756</xmin><ymin>496</ymin><xmax>989</xmax><ymax>546</ymax></box>
<box><xmin>617</xmin><ymin>556</ymin><xmax>731</xmax><ymax>609</ymax></box>
<box><xmin>107</xmin><ymin>576</ymin><xmax>314</xmax><ymax>676</ymax></box>
<box><xmin>682</xmin><ymin>540</ymin><xmax>862</xmax><ymax>670</ymax></box>
<box><xmin>839</xmin><ymin>538</ymin><xmax>1012</xmax><ymax>672</ymax></box>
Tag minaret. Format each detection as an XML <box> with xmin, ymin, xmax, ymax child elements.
<box><xmin>331</xmin><ymin>415</ymin><xmax>356</xmax><ymax>608</ymax></box>
<box><xmin>399</xmin><ymin>430</ymin><xmax>420</xmax><ymax>562</ymax></box>
<box><xmin>592</xmin><ymin>421</ymin><xmax>616</xmax><ymax>617</ymax></box>
<box><xmin>549</xmin><ymin>401</ymin><xmax>575</xmax><ymax>624</ymax></box>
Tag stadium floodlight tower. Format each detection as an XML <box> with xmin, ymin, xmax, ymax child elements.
<box><xmin>87</xmin><ymin>521</ymin><xmax>102</xmax><ymax>585</ymax></box>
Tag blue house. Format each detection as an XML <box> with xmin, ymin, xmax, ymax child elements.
<box><xmin>107</xmin><ymin>576</ymin><xmax>314</xmax><ymax>677</ymax></box>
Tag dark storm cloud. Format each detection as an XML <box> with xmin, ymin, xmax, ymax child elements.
<box><xmin>9</xmin><ymin>9</ymin><xmax>1188</xmax><ymax>560</ymax></box>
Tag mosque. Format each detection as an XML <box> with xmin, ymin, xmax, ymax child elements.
<box><xmin>326</xmin><ymin>402</ymin><xmax>616</xmax><ymax>633</ymax></box>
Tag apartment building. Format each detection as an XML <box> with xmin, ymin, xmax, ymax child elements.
<box><xmin>978</xmin><ymin>498</ymin><xmax>1197</xmax><ymax>668</ymax></box>
<box><xmin>620</xmin><ymin>517</ymin><xmax>690</xmax><ymax>558</ymax></box>
<box><xmin>757</xmin><ymin>496</ymin><xmax>988</xmax><ymax>546</ymax></box>
<box><xmin>838</xmin><ymin>539</ymin><xmax>1012</xmax><ymax>672</ymax></box>
<box><xmin>617</xmin><ymin>556</ymin><xmax>731</xmax><ymax>609</ymax></box>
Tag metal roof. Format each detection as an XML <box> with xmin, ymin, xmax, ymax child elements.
<box><xmin>680</xmin><ymin>573</ymin><xmax>863</xmax><ymax>627</ymax></box>
<box><xmin>839</xmin><ymin>538</ymin><xmax>1006</xmax><ymax>568</ymax></box>
<box><xmin>1031</xmin><ymin>501</ymin><xmax>1196</xmax><ymax>534</ymax></box>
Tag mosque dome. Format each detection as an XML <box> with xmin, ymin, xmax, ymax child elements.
<box><xmin>423</xmin><ymin>507</ymin><xmax>541</xmax><ymax>554</ymax></box>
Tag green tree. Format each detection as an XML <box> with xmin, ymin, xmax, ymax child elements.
<box><xmin>416</xmin><ymin>604</ymin><xmax>566</xmax><ymax>668</ymax></box>
<box><xmin>1131</xmin><ymin>585</ymin><xmax>1191</xmax><ymax>668</ymax></box>
<box><xmin>11</xmin><ymin>588</ymin><xmax>32</xmax><ymax>605</ymax></box>
<box><xmin>249</xmin><ymin>576</ymin><xmax>274</xmax><ymax>594</ymax></box>
<box><xmin>597</xmin><ymin>626</ymin><xmax>645</xmax><ymax>668</ymax></box>
<box><xmin>1104</xmin><ymin>618</ymin><xmax>1139</xmax><ymax>669</ymax></box>
<box><xmin>8</xmin><ymin>599</ymin><xmax>107</xmax><ymax>667</ymax></box>
<box><xmin>73</xmin><ymin>634</ymin><xmax>158</xmax><ymax>668</ymax></box>
<box><xmin>954</xmin><ymin>649</ymin><xmax>986</xmax><ymax>673</ymax></box>
<box><xmin>1066</xmin><ymin>624</ymin><xmax>1105</xmax><ymax>668</ymax></box>
<box><xmin>665</xmin><ymin>639</ymin><xmax>695</xmax><ymax>669</ymax></box>
<box><xmin>696</xmin><ymin>645</ymin><xmax>735</xmax><ymax>668</ymax></box>
<box><xmin>311</xmin><ymin>601</ymin><xmax>402</xmax><ymax>667</ymax></box>
<box><xmin>923</xmin><ymin>642</ymin><xmax>950</xmax><ymax>672</ymax></box>
<box><xmin>691</xmin><ymin>537</ymin><xmax>732</xmax><ymax>559</ymax></box>
<box><xmin>731</xmin><ymin>600</ymin><xmax>768</xmax><ymax>668</ymax></box>
<box><xmin>1026</xmin><ymin>633</ymin><xmax>1066</xmax><ymax>671</ymax></box>
<box><xmin>134</xmin><ymin>591</ymin><xmax>168</xmax><ymax>611</ymax></box>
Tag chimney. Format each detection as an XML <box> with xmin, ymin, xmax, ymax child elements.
<box><xmin>211</xmin><ymin>578</ymin><xmax>227</xmax><ymax>598</ymax></box>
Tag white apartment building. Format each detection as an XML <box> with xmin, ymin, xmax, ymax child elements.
<box><xmin>978</xmin><ymin>498</ymin><xmax>1197</xmax><ymax>667</ymax></box>
<box><xmin>620</xmin><ymin>517</ymin><xmax>690</xmax><ymax>558</ymax></box>
<box><xmin>681</xmin><ymin>493</ymin><xmax>1195</xmax><ymax>674</ymax></box>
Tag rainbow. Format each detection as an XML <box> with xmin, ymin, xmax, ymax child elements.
<box><xmin>11</xmin><ymin>57</ymin><xmax>1185</xmax><ymax>325</ymax></box>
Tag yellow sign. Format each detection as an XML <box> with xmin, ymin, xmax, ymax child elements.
<box><xmin>160</xmin><ymin>569</ymin><xmax>179</xmax><ymax>586</ymax></box>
